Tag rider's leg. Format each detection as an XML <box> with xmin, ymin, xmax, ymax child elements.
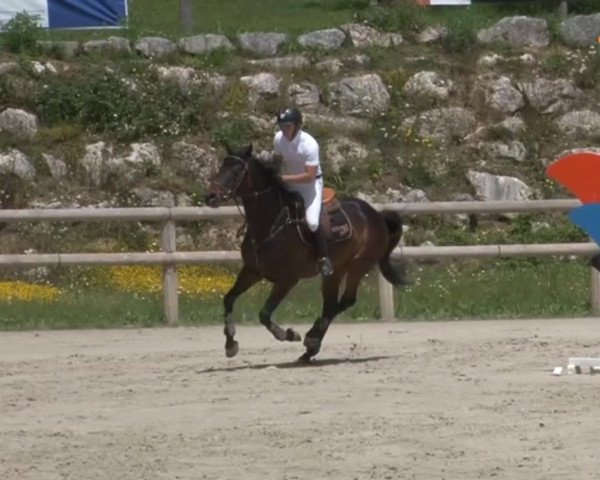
<box><xmin>305</xmin><ymin>179</ymin><xmax>333</xmax><ymax>277</ymax></box>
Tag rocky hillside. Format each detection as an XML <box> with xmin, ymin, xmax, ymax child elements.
<box><xmin>2</xmin><ymin>13</ymin><xmax>600</xmax><ymax>253</ymax></box>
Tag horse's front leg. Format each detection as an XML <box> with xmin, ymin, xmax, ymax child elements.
<box><xmin>223</xmin><ymin>265</ymin><xmax>262</xmax><ymax>357</ymax></box>
<box><xmin>259</xmin><ymin>279</ymin><xmax>302</xmax><ymax>342</ymax></box>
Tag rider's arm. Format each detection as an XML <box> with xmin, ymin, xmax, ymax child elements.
<box><xmin>280</xmin><ymin>164</ymin><xmax>318</xmax><ymax>184</ymax></box>
<box><xmin>280</xmin><ymin>141</ymin><xmax>320</xmax><ymax>184</ymax></box>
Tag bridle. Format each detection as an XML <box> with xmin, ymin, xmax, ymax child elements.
<box><xmin>209</xmin><ymin>155</ymin><xmax>249</xmax><ymax>202</ymax></box>
<box><xmin>210</xmin><ymin>155</ymin><xmax>274</xmax><ymax>201</ymax></box>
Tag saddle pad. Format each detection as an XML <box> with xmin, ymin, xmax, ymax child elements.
<box><xmin>327</xmin><ymin>208</ymin><xmax>352</xmax><ymax>243</ymax></box>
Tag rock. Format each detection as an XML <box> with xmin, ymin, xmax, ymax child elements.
<box><xmin>324</xmin><ymin>137</ymin><xmax>369</xmax><ymax>174</ymax></box>
<box><xmin>30</xmin><ymin>61</ymin><xmax>57</xmax><ymax>74</ymax></box>
<box><xmin>404</xmin><ymin>71</ymin><xmax>453</xmax><ymax>101</ymax></box>
<box><xmin>340</xmin><ymin>23</ymin><xmax>402</xmax><ymax>48</ymax></box>
<box><xmin>0</xmin><ymin>108</ymin><xmax>38</xmax><ymax>139</ymax></box>
<box><xmin>111</xmin><ymin>142</ymin><xmax>161</xmax><ymax>182</ymax></box>
<box><xmin>0</xmin><ymin>62</ymin><xmax>19</xmax><ymax>75</ymax></box>
<box><xmin>328</xmin><ymin>74</ymin><xmax>390</xmax><ymax>117</ymax></box>
<box><xmin>83</xmin><ymin>37</ymin><xmax>131</xmax><ymax>54</ymax></box>
<box><xmin>402</xmin><ymin>108</ymin><xmax>477</xmax><ymax>146</ymax></box>
<box><xmin>560</xmin><ymin>13</ymin><xmax>600</xmax><ymax>47</ymax></box>
<box><xmin>518</xmin><ymin>78</ymin><xmax>582</xmax><ymax>115</ymax></box>
<box><xmin>315</xmin><ymin>58</ymin><xmax>343</xmax><ymax>74</ymax></box>
<box><xmin>556</xmin><ymin>110</ymin><xmax>600</xmax><ymax>139</ymax></box>
<box><xmin>287</xmin><ymin>82</ymin><xmax>321</xmax><ymax>111</ymax></box>
<box><xmin>170</xmin><ymin>141</ymin><xmax>219</xmax><ymax>183</ymax></box>
<box><xmin>37</xmin><ymin>40</ymin><xmax>80</xmax><ymax>58</ymax></box>
<box><xmin>132</xmin><ymin>187</ymin><xmax>175</xmax><ymax>207</ymax></box>
<box><xmin>481</xmin><ymin>76</ymin><xmax>524</xmax><ymax>115</ymax></box>
<box><xmin>0</xmin><ymin>149</ymin><xmax>35</xmax><ymax>180</ymax></box>
<box><xmin>467</xmin><ymin>170</ymin><xmax>532</xmax><ymax>202</ymax></box>
<box><xmin>43</xmin><ymin>154</ymin><xmax>68</xmax><ymax>179</ymax></box>
<box><xmin>155</xmin><ymin>66</ymin><xmax>198</xmax><ymax>89</ymax></box>
<box><xmin>237</xmin><ymin>32</ymin><xmax>288</xmax><ymax>56</ymax></box>
<box><xmin>240</xmin><ymin>72</ymin><xmax>281</xmax><ymax>104</ymax></box>
<box><xmin>80</xmin><ymin>142</ymin><xmax>113</xmax><ymax>187</ymax></box>
<box><xmin>476</xmin><ymin>140</ymin><xmax>528</xmax><ymax>163</ymax></box>
<box><xmin>247</xmin><ymin>55</ymin><xmax>310</xmax><ymax>70</ymax></box>
<box><xmin>416</xmin><ymin>26</ymin><xmax>446</xmax><ymax>44</ymax></box>
<box><xmin>134</xmin><ymin>37</ymin><xmax>177</xmax><ymax>58</ymax></box>
<box><xmin>297</xmin><ymin>28</ymin><xmax>346</xmax><ymax>50</ymax></box>
<box><xmin>178</xmin><ymin>34</ymin><xmax>234</xmax><ymax>55</ymax></box>
<box><xmin>477</xmin><ymin>16</ymin><xmax>550</xmax><ymax>48</ymax></box>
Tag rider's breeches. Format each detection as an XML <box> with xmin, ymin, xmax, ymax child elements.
<box><xmin>288</xmin><ymin>177</ymin><xmax>323</xmax><ymax>232</ymax></box>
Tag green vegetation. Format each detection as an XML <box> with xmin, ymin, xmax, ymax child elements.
<box><xmin>2</xmin><ymin>11</ymin><xmax>41</xmax><ymax>53</ymax></box>
<box><xmin>0</xmin><ymin>259</ymin><xmax>592</xmax><ymax>331</ymax></box>
<box><xmin>0</xmin><ymin>1</ymin><xmax>597</xmax><ymax>328</ymax></box>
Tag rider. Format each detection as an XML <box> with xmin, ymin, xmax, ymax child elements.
<box><xmin>273</xmin><ymin>106</ymin><xmax>334</xmax><ymax>277</ymax></box>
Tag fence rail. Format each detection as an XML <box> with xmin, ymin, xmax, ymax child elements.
<box><xmin>0</xmin><ymin>198</ymin><xmax>596</xmax><ymax>322</ymax></box>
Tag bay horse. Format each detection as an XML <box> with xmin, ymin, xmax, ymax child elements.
<box><xmin>205</xmin><ymin>144</ymin><xmax>408</xmax><ymax>363</ymax></box>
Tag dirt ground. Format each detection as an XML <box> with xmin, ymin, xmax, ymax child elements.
<box><xmin>1</xmin><ymin>318</ymin><xmax>600</xmax><ymax>480</ymax></box>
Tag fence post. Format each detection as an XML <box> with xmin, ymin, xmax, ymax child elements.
<box><xmin>162</xmin><ymin>219</ymin><xmax>178</xmax><ymax>324</ymax></box>
<box><xmin>558</xmin><ymin>1</ymin><xmax>568</xmax><ymax>19</ymax></box>
<box><xmin>591</xmin><ymin>267</ymin><xmax>600</xmax><ymax>314</ymax></box>
<box><xmin>180</xmin><ymin>0</ymin><xmax>194</xmax><ymax>35</ymax></box>
<box><xmin>377</xmin><ymin>268</ymin><xmax>395</xmax><ymax>320</ymax></box>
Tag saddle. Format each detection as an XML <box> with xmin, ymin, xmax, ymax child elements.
<box><xmin>290</xmin><ymin>187</ymin><xmax>353</xmax><ymax>244</ymax></box>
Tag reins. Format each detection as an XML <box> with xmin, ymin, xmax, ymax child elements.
<box><xmin>213</xmin><ymin>155</ymin><xmax>288</xmax><ymax>246</ymax></box>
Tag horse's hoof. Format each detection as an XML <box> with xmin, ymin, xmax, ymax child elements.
<box><xmin>303</xmin><ymin>335</ymin><xmax>321</xmax><ymax>350</ymax></box>
<box><xmin>286</xmin><ymin>328</ymin><xmax>302</xmax><ymax>342</ymax></box>
<box><xmin>297</xmin><ymin>352</ymin><xmax>313</xmax><ymax>364</ymax></box>
<box><xmin>225</xmin><ymin>340</ymin><xmax>239</xmax><ymax>358</ymax></box>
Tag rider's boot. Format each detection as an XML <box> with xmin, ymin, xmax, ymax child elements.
<box><xmin>314</xmin><ymin>225</ymin><xmax>333</xmax><ymax>277</ymax></box>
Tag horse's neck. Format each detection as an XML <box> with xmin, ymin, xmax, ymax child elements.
<box><xmin>241</xmin><ymin>188</ymin><xmax>284</xmax><ymax>239</ymax></box>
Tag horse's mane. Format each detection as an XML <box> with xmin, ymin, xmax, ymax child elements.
<box><xmin>250</xmin><ymin>155</ymin><xmax>286</xmax><ymax>190</ymax></box>
<box><xmin>248</xmin><ymin>153</ymin><xmax>303</xmax><ymax>214</ymax></box>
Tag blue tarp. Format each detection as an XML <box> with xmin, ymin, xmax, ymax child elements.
<box><xmin>48</xmin><ymin>0</ymin><xmax>127</xmax><ymax>29</ymax></box>
<box><xmin>0</xmin><ymin>0</ymin><xmax>128</xmax><ymax>29</ymax></box>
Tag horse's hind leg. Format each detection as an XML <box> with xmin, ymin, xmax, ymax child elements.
<box><xmin>223</xmin><ymin>265</ymin><xmax>262</xmax><ymax>357</ymax></box>
<box><xmin>300</xmin><ymin>270</ymin><xmax>346</xmax><ymax>362</ymax></box>
<box><xmin>260</xmin><ymin>279</ymin><xmax>302</xmax><ymax>342</ymax></box>
<box><xmin>301</xmin><ymin>263</ymin><xmax>371</xmax><ymax>362</ymax></box>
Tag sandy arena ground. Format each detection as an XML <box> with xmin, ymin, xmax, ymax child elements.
<box><xmin>1</xmin><ymin>318</ymin><xmax>600</xmax><ymax>480</ymax></box>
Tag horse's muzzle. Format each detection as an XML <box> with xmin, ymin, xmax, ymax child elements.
<box><xmin>204</xmin><ymin>192</ymin><xmax>221</xmax><ymax>208</ymax></box>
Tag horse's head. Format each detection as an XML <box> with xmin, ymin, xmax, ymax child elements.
<box><xmin>205</xmin><ymin>144</ymin><xmax>254</xmax><ymax>207</ymax></box>
<box><xmin>205</xmin><ymin>143</ymin><xmax>283</xmax><ymax>207</ymax></box>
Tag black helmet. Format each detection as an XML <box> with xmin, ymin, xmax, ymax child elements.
<box><xmin>276</xmin><ymin>107</ymin><xmax>302</xmax><ymax>126</ymax></box>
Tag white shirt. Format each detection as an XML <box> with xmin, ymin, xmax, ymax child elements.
<box><xmin>273</xmin><ymin>130</ymin><xmax>322</xmax><ymax>178</ymax></box>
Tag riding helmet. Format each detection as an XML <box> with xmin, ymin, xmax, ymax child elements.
<box><xmin>276</xmin><ymin>107</ymin><xmax>302</xmax><ymax>126</ymax></box>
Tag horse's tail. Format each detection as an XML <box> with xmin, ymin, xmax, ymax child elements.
<box><xmin>379</xmin><ymin>211</ymin><xmax>410</xmax><ymax>286</ymax></box>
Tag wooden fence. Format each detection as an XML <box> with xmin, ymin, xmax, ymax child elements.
<box><xmin>0</xmin><ymin>198</ymin><xmax>597</xmax><ymax>322</ymax></box>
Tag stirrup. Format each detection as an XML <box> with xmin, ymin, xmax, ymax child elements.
<box><xmin>318</xmin><ymin>257</ymin><xmax>334</xmax><ymax>277</ymax></box>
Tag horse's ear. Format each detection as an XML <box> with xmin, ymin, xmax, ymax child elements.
<box><xmin>225</xmin><ymin>142</ymin><xmax>232</xmax><ymax>155</ymax></box>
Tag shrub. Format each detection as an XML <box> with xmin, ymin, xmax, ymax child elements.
<box><xmin>441</xmin><ymin>15</ymin><xmax>479</xmax><ymax>54</ymax></box>
<box><xmin>36</xmin><ymin>65</ymin><xmax>205</xmax><ymax>141</ymax></box>
<box><xmin>1</xmin><ymin>12</ymin><xmax>41</xmax><ymax>54</ymax></box>
<box><xmin>568</xmin><ymin>0</ymin><xmax>600</xmax><ymax>14</ymax></box>
<box><xmin>355</xmin><ymin>0</ymin><xmax>428</xmax><ymax>33</ymax></box>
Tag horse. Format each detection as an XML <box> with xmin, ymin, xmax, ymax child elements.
<box><xmin>205</xmin><ymin>144</ymin><xmax>408</xmax><ymax>363</ymax></box>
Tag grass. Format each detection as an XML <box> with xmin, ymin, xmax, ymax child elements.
<box><xmin>0</xmin><ymin>259</ymin><xmax>592</xmax><ymax>331</ymax></box>
<box><xmin>32</xmin><ymin>0</ymin><xmax>568</xmax><ymax>42</ymax></box>
<box><xmin>37</xmin><ymin>0</ymin><xmax>370</xmax><ymax>41</ymax></box>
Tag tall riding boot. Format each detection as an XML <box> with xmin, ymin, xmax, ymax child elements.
<box><xmin>314</xmin><ymin>225</ymin><xmax>334</xmax><ymax>277</ymax></box>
